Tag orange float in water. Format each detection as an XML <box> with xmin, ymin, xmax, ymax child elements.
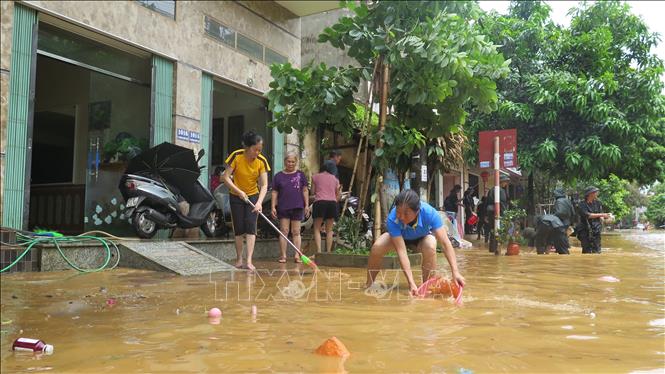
<box><xmin>315</xmin><ymin>336</ymin><xmax>350</xmax><ymax>358</ymax></box>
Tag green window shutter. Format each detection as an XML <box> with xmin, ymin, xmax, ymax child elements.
<box><xmin>199</xmin><ymin>73</ymin><xmax>213</xmax><ymax>186</ymax></box>
<box><xmin>151</xmin><ymin>56</ymin><xmax>173</xmax><ymax>145</ymax></box>
<box><xmin>3</xmin><ymin>5</ymin><xmax>36</xmax><ymax>230</ymax></box>
<box><xmin>272</xmin><ymin>127</ymin><xmax>284</xmax><ymax>174</ymax></box>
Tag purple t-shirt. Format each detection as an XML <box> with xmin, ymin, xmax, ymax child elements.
<box><xmin>272</xmin><ymin>171</ymin><xmax>308</xmax><ymax>211</ymax></box>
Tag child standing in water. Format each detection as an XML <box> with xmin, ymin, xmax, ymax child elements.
<box><xmin>271</xmin><ymin>152</ymin><xmax>309</xmax><ymax>263</ymax></box>
<box><xmin>222</xmin><ymin>131</ymin><xmax>270</xmax><ymax>271</ymax></box>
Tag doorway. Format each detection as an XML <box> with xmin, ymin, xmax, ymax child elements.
<box><xmin>211</xmin><ymin>81</ymin><xmax>273</xmax><ymax>177</ymax></box>
<box><xmin>28</xmin><ymin>22</ymin><xmax>151</xmax><ymax>235</ymax></box>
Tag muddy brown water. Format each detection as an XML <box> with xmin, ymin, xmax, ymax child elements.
<box><xmin>1</xmin><ymin>231</ymin><xmax>663</xmax><ymax>373</ymax></box>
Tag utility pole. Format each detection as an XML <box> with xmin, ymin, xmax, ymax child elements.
<box><xmin>410</xmin><ymin>147</ymin><xmax>428</xmax><ymax>199</ymax></box>
<box><xmin>493</xmin><ymin>136</ymin><xmax>501</xmax><ymax>255</ymax></box>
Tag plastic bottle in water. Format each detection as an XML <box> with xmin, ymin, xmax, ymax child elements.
<box><xmin>12</xmin><ymin>338</ymin><xmax>54</xmax><ymax>354</ymax></box>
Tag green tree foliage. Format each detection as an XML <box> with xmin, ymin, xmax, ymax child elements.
<box><xmin>624</xmin><ymin>182</ymin><xmax>649</xmax><ymax>208</ymax></box>
<box><xmin>595</xmin><ymin>174</ymin><xmax>631</xmax><ymax>220</ymax></box>
<box><xmin>266</xmin><ymin>62</ymin><xmax>361</xmax><ymax>137</ymax></box>
<box><xmin>468</xmin><ymin>1</ymin><xmax>665</xmax><ymax>185</ymax></box>
<box><xmin>645</xmin><ymin>183</ymin><xmax>665</xmax><ymax>227</ymax></box>
<box><xmin>266</xmin><ymin>0</ymin><xmax>509</xmax><ymax>173</ymax></box>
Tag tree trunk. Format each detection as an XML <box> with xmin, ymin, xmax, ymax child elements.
<box><xmin>374</xmin><ymin>175</ymin><xmax>383</xmax><ymax>239</ymax></box>
<box><xmin>426</xmin><ymin>167</ymin><xmax>435</xmax><ymax>201</ymax></box>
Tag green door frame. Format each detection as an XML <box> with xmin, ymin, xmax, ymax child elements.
<box><xmin>200</xmin><ymin>73</ymin><xmax>213</xmax><ymax>186</ymax></box>
<box><xmin>2</xmin><ymin>4</ymin><xmax>38</xmax><ymax>230</ymax></box>
<box><xmin>272</xmin><ymin>122</ymin><xmax>284</xmax><ymax>174</ymax></box>
<box><xmin>150</xmin><ymin>55</ymin><xmax>174</xmax><ymax>146</ymax></box>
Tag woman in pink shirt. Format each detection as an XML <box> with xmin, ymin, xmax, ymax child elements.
<box><xmin>311</xmin><ymin>161</ymin><xmax>340</xmax><ymax>253</ymax></box>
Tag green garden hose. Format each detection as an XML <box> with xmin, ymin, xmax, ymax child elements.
<box><xmin>1</xmin><ymin>230</ymin><xmax>121</xmax><ymax>273</ymax></box>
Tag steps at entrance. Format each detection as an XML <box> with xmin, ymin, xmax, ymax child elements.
<box><xmin>119</xmin><ymin>241</ymin><xmax>237</xmax><ymax>275</ymax></box>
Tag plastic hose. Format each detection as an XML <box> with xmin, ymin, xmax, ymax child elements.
<box><xmin>1</xmin><ymin>230</ymin><xmax>121</xmax><ymax>273</ymax></box>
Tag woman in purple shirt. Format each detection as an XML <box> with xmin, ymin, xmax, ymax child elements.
<box><xmin>311</xmin><ymin>161</ymin><xmax>340</xmax><ymax>253</ymax></box>
<box><xmin>271</xmin><ymin>152</ymin><xmax>309</xmax><ymax>263</ymax></box>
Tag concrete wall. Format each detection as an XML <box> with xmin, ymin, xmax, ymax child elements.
<box><xmin>0</xmin><ymin>0</ymin><xmax>302</xmax><ymax>223</ymax></box>
<box><xmin>301</xmin><ymin>9</ymin><xmax>356</xmax><ymax>69</ymax></box>
<box><xmin>22</xmin><ymin>1</ymin><xmax>301</xmax><ymax>90</ymax></box>
<box><xmin>300</xmin><ymin>9</ymin><xmax>371</xmax><ymax>191</ymax></box>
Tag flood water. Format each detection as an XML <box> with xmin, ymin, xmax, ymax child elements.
<box><xmin>1</xmin><ymin>231</ymin><xmax>663</xmax><ymax>373</ymax></box>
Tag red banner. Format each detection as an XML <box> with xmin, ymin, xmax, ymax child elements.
<box><xmin>478</xmin><ymin>129</ymin><xmax>518</xmax><ymax>168</ymax></box>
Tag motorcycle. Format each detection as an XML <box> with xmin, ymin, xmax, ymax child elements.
<box><xmin>339</xmin><ymin>192</ymin><xmax>372</xmax><ymax>238</ymax></box>
<box><xmin>118</xmin><ymin>142</ymin><xmax>218</xmax><ymax>239</ymax></box>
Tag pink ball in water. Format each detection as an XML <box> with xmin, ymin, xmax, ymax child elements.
<box><xmin>208</xmin><ymin>307</ymin><xmax>222</xmax><ymax>318</ymax></box>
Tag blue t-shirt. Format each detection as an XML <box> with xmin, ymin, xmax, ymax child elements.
<box><xmin>386</xmin><ymin>201</ymin><xmax>443</xmax><ymax>240</ymax></box>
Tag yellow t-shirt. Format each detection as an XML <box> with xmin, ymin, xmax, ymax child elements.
<box><xmin>225</xmin><ymin>149</ymin><xmax>271</xmax><ymax>196</ymax></box>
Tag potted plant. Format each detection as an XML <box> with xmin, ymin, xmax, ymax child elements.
<box><xmin>103</xmin><ymin>134</ymin><xmax>148</xmax><ymax>163</ymax></box>
<box><xmin>496</xmin><ymin>208</ymin><xmax>527</xmax><ymax>255</ymax></box>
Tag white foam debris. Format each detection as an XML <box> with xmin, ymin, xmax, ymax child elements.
<box><xmin>566</xmin><ymin>335</ymin><xmax>598</xmax><ymax>340</ymax></box>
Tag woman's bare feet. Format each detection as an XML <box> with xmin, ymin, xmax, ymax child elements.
<box><xmin>246</xmin><ymin>263</ymin><xmax>256</xmax><ymax>272</ymax></box>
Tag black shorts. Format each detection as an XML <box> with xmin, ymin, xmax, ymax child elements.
<box><xmin>313</xmin><ymin>200</ymin><xmax>338</xmax><ymax>220</ymax></box>
<box><xmin>403</xmin><ymin>234</ymin><xmax>434</xmax><ymax>252</ymax></box>
<box><xmin>229</xmin><ymin>194</ymin><xmax>258</xmax><ymax>235</ymax></box>
<box><xmin>277</xmin><ymin>208</ymin><xmax>304</xmax><ymax>221</ymax></box>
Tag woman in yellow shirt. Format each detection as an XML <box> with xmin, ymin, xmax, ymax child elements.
<box><xmin>222</xmin><ymin>130</ymin><xmax>270</xmax><ymax>271</ymax></box>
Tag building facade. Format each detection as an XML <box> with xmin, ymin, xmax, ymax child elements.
<box><xmin>0</xmin><ymin>0</ymin><xmax>338</xmax><ymax>234</ymax></box>
<box><xmin>0</xmin><ymin>1</ymin><xmax>519</xmax><ymax>237</ymax></box>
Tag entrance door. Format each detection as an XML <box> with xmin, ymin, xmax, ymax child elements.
<box><xmin>28</xmin><ymin>104</ymin><xmax>85</xmax><ymax>234</ymax></box>
<box><xmin>31</xmin><ymin>21</ymin><xmax>152</xmax><ymax>235</ymax></box>
<box><xmin>84</xmin><ymin>71</ymin><xmax>151</xmax><ymax>235</ymax></box>
<box><xmin>211</xmin><ymin>82</ymin><xmax>272</xmax><ymax>174</ymax></box>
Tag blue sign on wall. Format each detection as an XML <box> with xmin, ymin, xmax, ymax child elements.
<box><xmin>189</xmin><ymin>131</ymin><xmax>200</xmax><ymax>143</ymax></box>
<box><xmin>176</xmin><ymin>128</ymin><xmax>200</xmax><ymax>144</ymax></box>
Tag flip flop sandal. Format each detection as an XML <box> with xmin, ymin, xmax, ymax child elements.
<box><xmin>278</xmin><ymin>258</ymin><xmax>287</xmax><ymax>263</ymax></box>
<box><xmin>294</xmin><ymin>258</ymin><xmax>302</xmax><ymax>263</ymax></box>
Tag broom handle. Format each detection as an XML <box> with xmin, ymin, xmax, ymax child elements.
<box><xmin>244</xmin><ymin>198</ymin><xmax>306</xmax><ymax>258</ymax></box>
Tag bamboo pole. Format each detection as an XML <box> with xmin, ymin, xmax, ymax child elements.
<box><xmin>341</xmin><ymin>59</ymin><xmax>379</xmax><ymax>216</ymax></box>
<box><xmin>373</xmin><ymin>60</ymin><xmax>390</xmax><ymax>239</ymax></box>
<box><xmin>358</xmin><ymin>56</ymin><xmax>383</xmax><ymax>219</ymax></box>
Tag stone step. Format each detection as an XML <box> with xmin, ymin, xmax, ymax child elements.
<box><xmin>118</xmin><ymin>240</ymin><xmax>237</xmax><ymax>275</ymax></box>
